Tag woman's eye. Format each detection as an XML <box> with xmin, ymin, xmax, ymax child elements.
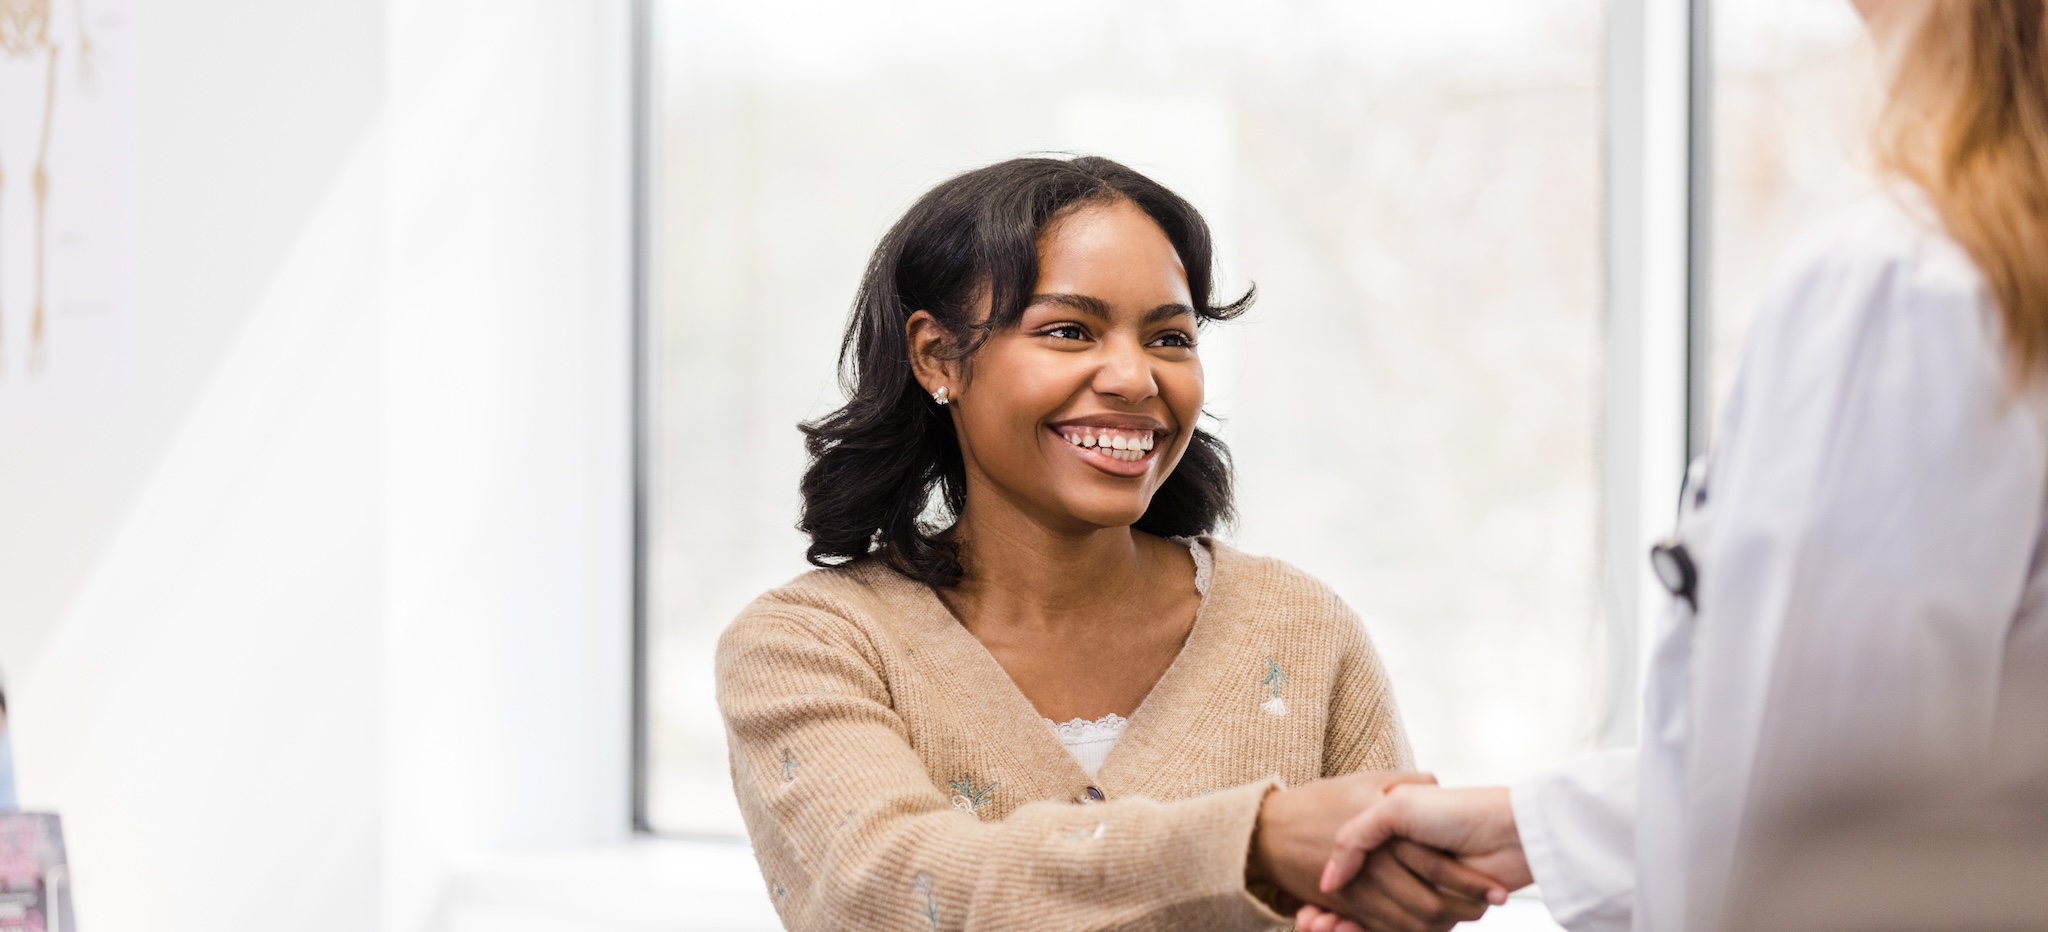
<box><xmin>1152</xmin><ymin>331</ymin><xmax>1196</xmax><ymax>348</ymax></box>
<box><xmin>1044</xmin><ymin>324</ymin><xmax>1088</xmax><ymax>341</ymax></box>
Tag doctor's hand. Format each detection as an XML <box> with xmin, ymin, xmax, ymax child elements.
<box><xmin>1317</xmin><ymin>785</ymin><xmax>1533</xmax><ymax>905</ymax></box>
<box><xmin>1248</xmin><ymin>772</ymin><xmax>1508</xmax><ymax>932</ymax></box>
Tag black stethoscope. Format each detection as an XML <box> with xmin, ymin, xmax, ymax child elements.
<box><xmin>1650</xmin><ymin>537</ymin><xmax>1697</xmax><ymax>611</ymax></box>
<box><xmin>1648</xmin><ymin>458</ymin><xmax>1708</xmax><ymax>611</ymax></box>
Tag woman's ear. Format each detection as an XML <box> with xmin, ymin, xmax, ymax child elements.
<box><xmin>905</xmin><ymin>311</ymin><xmax>956</xmax><ymax>398</ymax></box>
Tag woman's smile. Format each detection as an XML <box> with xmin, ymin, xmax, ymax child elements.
<box><xmin>1049</xmin><ymin>418</ymin><xmax>1169</xmax><ymax>477</ymax></box>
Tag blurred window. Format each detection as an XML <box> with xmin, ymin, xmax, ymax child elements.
<box><xmin>1707</xmin><ymin>0</ymin><xmax>1873</xmax><ymax>423</ymax></box>
<box><xmin>642</xmin><ymin>0</ymin><xmax>1606</xmax><ymax>835</ymax></box>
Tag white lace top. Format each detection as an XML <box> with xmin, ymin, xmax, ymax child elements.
<box><xmin>1043</xmin><ymin>537</ymin><xmax>1213</xmax><ymax>778</ymax></box>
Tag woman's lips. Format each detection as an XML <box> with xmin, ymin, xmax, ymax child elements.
<box><xmin>1052</xmin><ymin>425</ymin><xmax>1160</xmax><ymax>477</ymax></box>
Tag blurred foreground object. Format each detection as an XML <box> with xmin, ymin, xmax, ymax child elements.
<box><xmin>0</xmin><ymin>686</ymin><xmax>13</xmax><ymax>812</ymax></box>
<box><xmin>0</xmin><ymin>813</ymin><xmax>74</xmax><ymax>932</ymax></box>
<box><xmin>1727</xmin><ymin>626</ymin><xmax>2048</xmax><ymax>932</ymax></box>
<box><xmin>1726</xmin><ymin>772</ymin><xmax>2048</xmax><ymax>932</ymax></box>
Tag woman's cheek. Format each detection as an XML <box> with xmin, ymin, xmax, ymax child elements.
<box><xmin>1165</xmin><ymin>361</ymin><xmax>1204</xmax><ymax>427</ymax></box>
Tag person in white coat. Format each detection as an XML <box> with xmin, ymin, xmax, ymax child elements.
<box><xmin>1300</xmin><ymin>1</ymin><xmax>2048</xmax><ymax>930</ymax></box>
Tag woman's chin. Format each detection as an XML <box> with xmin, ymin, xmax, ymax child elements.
<box><xmin>1049</xmin><ymin>496</ymin><xmax>1153</xmax><ymax>533</ymax></box>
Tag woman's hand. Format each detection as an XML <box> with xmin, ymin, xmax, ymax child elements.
<box><xmin>1317</xmin><ymin>784</ymin><xmax>1533</xmax><ymax>901</ymax></box>
<box><xmin>1250</xmin><ymin>772</ymin><xmax>1508</xmax><ymax>932</ymax></box>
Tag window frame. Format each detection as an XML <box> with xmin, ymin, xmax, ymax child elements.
<box><xmin>629</xmin><ymin>0</ymin><xmax>658</xmax><ymax>834</ymax></box>
<box><xmin>1595</xmin><ymin>0</ymin><xmax>1712</xmax><ymax>749</ymax></box>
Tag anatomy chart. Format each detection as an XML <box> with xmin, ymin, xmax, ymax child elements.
<box><xmin>0</xmin><ymin>0</ymin><xmax>129</xmax><ymax>408</ymax></box>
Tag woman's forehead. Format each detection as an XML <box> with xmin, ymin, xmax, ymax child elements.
<box><xmin>1034</xmin><ymin>201</ymin><xmax>1191</xmax><ymax>306</ymax></box>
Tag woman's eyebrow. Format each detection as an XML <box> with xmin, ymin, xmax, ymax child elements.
<box><xmin>1142</xmin><ymin>303</ymin><xmax>1198</xmax><ymax>325</ymax></box>
<box><xmin>1030</xmin><ymin>293</ymin><xmax>1113</xmax><ymax>319</ymax></box>
<box><xmin>1030</xmin><ymin>293</ymin><xmax>1196</xmax><ymax>324</ymax></box>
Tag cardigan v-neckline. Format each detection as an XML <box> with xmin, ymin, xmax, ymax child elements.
<box><xmin>905</xmin><ymin>537</ymin><xmax>1234</xmax><ymax>801</ymax></box>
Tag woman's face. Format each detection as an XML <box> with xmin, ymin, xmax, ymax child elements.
<box><xmin>930</xmin><ymin>199</ymin><xmax>1205</xmax><ymax>534</ymax></box>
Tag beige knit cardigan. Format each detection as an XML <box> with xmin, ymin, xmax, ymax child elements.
<box><xmin>715</xmin><ymin>538</ymin><xmax>1413</xmax><ymax>931</ymax></box>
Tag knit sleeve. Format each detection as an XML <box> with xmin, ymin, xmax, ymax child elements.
<box><xmin>1320</xmin><ymin>600</ymin><xmax>1414</xmax><ymax>776</ymax></box>
<box><xmin>716</xmin><ymin>609</ymin><xmax>1292</xmax><ymax>932</ymax></box>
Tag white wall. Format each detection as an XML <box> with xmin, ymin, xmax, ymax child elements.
<box><xmin>0</xmin><ymin>3</ymin><xmax>634</xmax><ymax>931</ymax></box>
<box><xmin>381</xmin><ymin>1</ymin><xmax>634</xmax><ymax>929</ymax></box>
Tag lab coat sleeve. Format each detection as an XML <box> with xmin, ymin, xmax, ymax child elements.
<box><xmin>1510</xmin><ymin>748</ymin><xmax>1636</xmax><ymax>932</ymax></box>
<box><xmin>1680</xmin><ymin>203</ymin><xmax>2048</xmax><ymax>931</ymax></box>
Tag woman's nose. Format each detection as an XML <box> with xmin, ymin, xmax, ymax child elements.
<box><xmin>1093</xmin><ymin>338</ymin><xmax>1158</xmax><ymax>403</ymax></box>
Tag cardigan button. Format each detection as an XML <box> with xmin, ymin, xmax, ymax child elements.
<box><xmin>1084</xmin><ymin>786</ymin><xmax>1105</xmax><ymax>802</ymax></box>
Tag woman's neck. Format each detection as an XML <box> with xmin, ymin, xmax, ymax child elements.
<box><xmin>941</xmin><ymin>499</ymin><xmax>1168</xmax><ymax>636</ymax></box>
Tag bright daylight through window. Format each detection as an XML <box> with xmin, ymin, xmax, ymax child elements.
<box><xmin>642</xmin><ymin>0</ymin><xmax>1605</xmax><ymax>835</ymax></box>
<box><xmin>1709</xmin><ymin>0</ymin><xmax>1875</xmax><ymax>426</ymax></box>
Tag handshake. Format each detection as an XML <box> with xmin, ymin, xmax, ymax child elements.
<box><xmin>1247</xmin><ymin>772</ymin><xmax>1533</xmax><ymax>932</ymax></box>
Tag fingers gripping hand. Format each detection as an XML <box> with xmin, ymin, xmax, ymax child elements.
<box><xmin>1363</xmin><ymin>843</ymin><xmax>1494</xmax><ymax>930</ymax></box>
<box><xmin>1292</xmin><ymin>841</ymin><xmax>1502</xmax><ymax>932</ymax></box>
<box><xmin>1253</xmin><ymin>772</ymin><xmax>1515</xmax><ymax>931</ymax></box>
<box><xmin>1294</xmin><ymin>902</ymin><xmax>1363</xmax><ymax>932</ymax></box>
<box><xmin>1319</xmin><ymin>785</ymin><xmax>1529</xmax><ymax>897</ymax></box>
<box><xmin>1388</xmin><ymin>840</ymin><xmax>1506</xmax><ymax>907</ymax></box>
<box><xmin>1318</xmin><ymin>786</ymin><xmax>1418</xmax><ymax>896</ymax></box>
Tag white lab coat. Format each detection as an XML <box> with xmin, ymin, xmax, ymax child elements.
<box><xmin>1510</xmin><ymin>189</ymin><xmax>2048</xmax><ymax>932</ymax></box>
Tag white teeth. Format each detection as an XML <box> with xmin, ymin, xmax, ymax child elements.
<box><xmin>1059</xmin><ymin>428</ymin><xmax>1159</xmax><ymax>460</ymax></box>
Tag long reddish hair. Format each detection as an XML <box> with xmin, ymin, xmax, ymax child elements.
<box><xmin>1876</xmin><ymin>0</ymin><xmax>2048</xmax><ymax>380</ymax></box>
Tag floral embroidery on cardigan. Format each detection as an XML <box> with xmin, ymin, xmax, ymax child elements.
<box><xmin>1260</xmin><ymin>657</ymin><xmax>1289</xmax><ymax>716</ymax></box>
<box><xmin>913</xmin><ymin>872</ymin><xmax>941</xmax><ymax>930</ymax></box>
<box><xmin>948</xmin><ymin>777</ymin><xmax>996</xmax><ymax>815</ymax></box>
<box><xmin>780</xmin><ymin>749</ymin><xmax>799</xmax><ymax>782</ymax></box>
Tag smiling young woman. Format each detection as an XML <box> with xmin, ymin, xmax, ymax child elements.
<box><xmin>715</xmin><ymin>156</ymin><xmax>1508</xmax><ymax>931</ymax></box>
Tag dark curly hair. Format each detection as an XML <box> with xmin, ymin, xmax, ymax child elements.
<box><xmin>798</xmin><ymin>155</ymin><xmax>1253</xmax><ymax>587</ymax></box>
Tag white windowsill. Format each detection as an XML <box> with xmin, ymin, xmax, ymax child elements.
<box><xmin>446</xmin><ymin>838</ymin><xmax>1563</xmax><ymax>932</ymax></box>
<box><xmin>445</xmin><ymin>837</ymin><xmax>784</xmax><ymax>932</ymax></box>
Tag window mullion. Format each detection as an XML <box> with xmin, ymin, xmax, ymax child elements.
<box><xmin>1599</xmin><ymin>0</ymin><xmax>1699</xmax><ymax>749</ymax></box>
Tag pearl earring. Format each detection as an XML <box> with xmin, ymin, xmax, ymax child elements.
<box><xmin>933</xmin><ymin>386</ymin><xmax>950</xmax><ymax>405</ymax></box>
